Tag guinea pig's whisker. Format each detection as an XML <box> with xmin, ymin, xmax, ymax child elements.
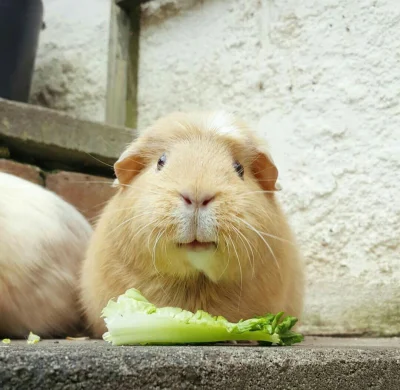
<box><xmin>89</xmin><ymin>199</ymin><xmax>114</xmax><ymax>209</ymax></box>
<box><xmin>83</xmin><ymin>151</ymin><xmax>146</xmax><ymax>172</ymax></box>
<box><xmin>217</xmin><ymin>233</ymin><xmax>231</xmax><ymax>281</ymax></box>
<box><xmin>100</xmin><ymin>208</ymin><xmax>163</xmax><ymax>217</ymax></box>
<box><xmin>69</xmin><ymin>180</ymin><xmax>140</xmax><ymax>193</ymax></box>
<box><xmin>148</xmin><ymin>190</ymin><xmax>172</xmax><ymax>196</ymax></box>
<box><xmin>124</xmin><ymin>157</ymin><xmax>148</xmax><ymax>167</ymax></box>
<box><xmin>83</xmin><ymin>153</ymin><xmax>115</xmax><ymax>169</ymax></box>
<box><xmin>152</xmin><ymin>228</ymin><xmax>167</xmax><ymax>295</ymax></box>
<box><xmin>246</xmin><ymin>225</ymin><xmax>294</xmax><ymax>245</ymax></box>
<box><xmin>128</xmin><ymin>220</ymin><xmax>162</xmax><ymax>253</ymax></box>
<box><xmin>147</xmin><ymin>223</ymin><xmax>160</xmax><ymax>254</ymax></box>
<box><xmin>106</xmin><ymin>210</ymin><xmax>161</xmax><ymax>230</ymax></box>
<box><xmin>82</xmin><ymin>129</ymin><xmax>142</xmax><ymax>165</ymax></box>
<box><xmin>162</xmin><ymin>237</ymin><xmax>172</xmax><ymax>267</ymax></box>
<box><xmin>259</xmin><ymin>232</ymin><xmax>294</xmax><ymax>245</ymax></box>
<box><xmin>109</xmin><ymin>213</ymin><xmax>162</xmax><ymax>241</ymax></box>
<box><xmin>237</xmin><ymin>210</ymin><xmax>291</xmax><ymax>242</ymax></box>
<box><xmin>229</xmin><ymin>235</ymin><xmax>243</xmax><ymax>311</ymax></box>
<box><xmin>87</xmin><ymin>158</ymin><xmax>144</xmax><ymax>174</ymax></box>
<box><xmin>238</xmin><ymin>190</ymin><xmax>276</xmax><ymax>196</ymax></box>
<box><xmin>223</xmin><ymin>232</ymin><xmax>232</xmax><ymax>259</ymax></box>
<box><xmin>66</xmin><ymin>180</ymin><xmax>115</xmax><ymax>186</ymax></box>
<box><xmin>258</xmin><ymin>208</ymin><xmax>282</xmax><ymax>220</ymax></box>
<box><xmin>123</xmin><ymin>192</ymin><xmax>158</xmax><ymax>200</ymax></box>
<box><xmin>233</xmin><ymin>216</ymin><xmax>282</xmax><ymax>280</ymax></box>
<box><xmin>146</xmin><ymin>219</ymin><xmax>169</xmax><ymax>255</ymax></box>
<box><xmin>226</xmin><ymin>233</ymin><xmax>243</xmax><ymax>310</ymax></box>
<box><xmin>116</xmin><ymin>168</ymin><xmax>143</xmax><ymax>174</ymax></box>
<box><xmin>231</xmin><ymin>225</ymin><xmax>256</xmax><ymax>280</ymax></box>
<box><xmin>106</xmin><ymin>213</ymin><xmax>150</xmax><ymax>237</ymax></box>
<box><xmin>152</xmin><ymin>229</ymin><xmax>164</xmax><ymax>275</ymax></box>
<box><xmin>252</xmin><ymin>166</ymin><xmax>279</xmax><ymax>175</ymax></box>
<box><xmin>230</xmin><ymin>225</ymin><xmax>250</xmax><ymax>267</ymax></box>
<box><xmin>256</xmin><ymin>178</ymin><xmax>280</xmax><ymax>182</ymax></box>
<box><xmin>117</xmin><ymin>183</ymin><xmax>139</xmax><ymax>189</ymax></box>
<box><xmin>212</xmin><ymin>241</ymin><xmax>219</xmax><ymax>256</ymax></box>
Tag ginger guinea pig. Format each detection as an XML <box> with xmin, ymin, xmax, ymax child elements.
<box><xmin>80</xmin><ymin>111</ymin><xmax>304</xmax><ymax>338</ymax></box>
<box><xmin>0</xmin><ymin>172</ymin><xmax>93</xmax><ymax>338</ymax></box>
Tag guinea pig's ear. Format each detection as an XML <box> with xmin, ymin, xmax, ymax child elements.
<box><xmin>251</xmin><ymin>149</ymin><xmax>281</xmax><ymax>192</ymax></box>
<box><xmin>113</xmin><ymin>144</ymin><xmax>144</xmax><ymax>186</ymax></box>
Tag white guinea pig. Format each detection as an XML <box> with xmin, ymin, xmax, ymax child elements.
<box><xmin>80</xmin><ymin>111</ymin><xmax>305</xmax><ymax>338</ymax></box>
<box><xmin>0</xmin><ymin>172</ymin><xmax>93</xmax><ymax>338</ymax></box>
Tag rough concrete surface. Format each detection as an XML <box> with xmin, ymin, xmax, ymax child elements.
<box><xmin>0</xmin><ymin>98</ymin><xmax>134</xmax><ymax>176</ymax></box>
<box><xmin>0</xmin><ymin>338</ymin><xmax>399</xmax><ymax>389</ymax></box>
<box><xmin>29</xmin><ymin>0</ymin><xmax>110</xmax><ymax>122</ymax></box>
<box><xmin>137</xmin><ymin>0</ymin><xmax>400</xmax><ymax>335</ymax></box>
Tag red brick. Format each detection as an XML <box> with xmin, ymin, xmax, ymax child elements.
<box><xmin>45</xmin><ymin>171</ymin><xmax>116</xmax><ymax>224</ymax></box>
<box><xmin>0</xmin><ymin>159</ymin><xmax>44</xmax><ymax>185</ymax></box>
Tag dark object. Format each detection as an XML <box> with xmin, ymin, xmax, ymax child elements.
<box><xmin>116</xmin><ymin>0</ymin><xmax>152</xmax><ymax>12</ymax></box>
<box><xmin>0</xmin><ymin>0</ymin><xmax>44</xmax><ymax>102</ymax></box>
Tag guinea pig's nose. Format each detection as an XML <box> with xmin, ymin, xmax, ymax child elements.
<box><xmin>180</xmin><ymin>193</ymin><xmax>215</xmax><ymax>208</ymax></box>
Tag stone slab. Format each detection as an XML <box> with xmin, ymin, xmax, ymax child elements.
<box><xmin>1</xmin><ymin>337</ymin><xmax>399</xmax><ymax>389</ymax></box>
<box><xmin>0</xmin><ymin>98</ymin><xmax>135</xmax><ymax>176</ymax></box>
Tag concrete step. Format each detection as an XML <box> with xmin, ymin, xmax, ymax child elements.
<box><xmin>0</xmin><ymin>98</ymin><xmax>135</xmax><ymax>176</ymax></box>
<box><xmin>1</xmin><ymin>337</ymin><xmax>399</xmax><ymax>389</ymax></box>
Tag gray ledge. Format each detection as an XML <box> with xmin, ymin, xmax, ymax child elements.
<box><xmin>1</xmin><ymin>337</ymin><xmax>400</xmax><ymax>389</ymax></box>
<box><xmin>0</xmin><ymin>99</ymin><xmax>135</xmax><ymax>176</ymax></box>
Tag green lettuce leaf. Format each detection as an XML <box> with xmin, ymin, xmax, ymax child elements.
<box><xmin>101</xmin><ymin>288</ymin><xmax>303</xmax><ymax>346</ymax></box>
<box><xmin>27</xmin><ymin>332</ymin><xmax>40</xmax><ymax>344</ymax></box>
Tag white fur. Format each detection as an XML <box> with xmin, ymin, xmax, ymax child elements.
<box><xmin>0</xmin><ymin>172</ymin><xmax>93</xmax><ymax>338</ymax></box>
<box><xmin>175</xmin><ymin>203</ymin><xmax>217</xmax><ymax>244</ymax></box>
<box><xmin>207</xmin><ymin>111</ymin><xmax>244</xmax><ymax>141</ymax></box>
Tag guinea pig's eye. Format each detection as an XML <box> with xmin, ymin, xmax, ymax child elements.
<box><xmin>157</xmin><ymin>153</ymin><xmax>167</xmax><ymax>170</ymax></box>
<box><xmin>233</xmin><ymin>161</ymin><xmax>244</xmax><ymax>179</ymax></box>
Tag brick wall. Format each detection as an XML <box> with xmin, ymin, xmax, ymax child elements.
<box><xmin>0</xmin><ymin>159</ymin><xmax>116</xmax><ymax>225</ymax></box>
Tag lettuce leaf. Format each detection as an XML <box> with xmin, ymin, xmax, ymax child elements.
<box><xmin>27</xmin><ymin>332</ymin><xmax>40</xmax><ymax>344</ymax></box>
<box><xmin>102</xmin><ymin>289</ymin><xmax>303</xmax><ymax>346</ymax></box>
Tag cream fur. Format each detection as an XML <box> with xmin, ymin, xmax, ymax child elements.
<box><xmin>0</xmin><ymin>172</ymin><xmax>93</xmax><ymax>338</ymax></box>
<box><xmin>80</xmin><ymin>111</ymin><xmax>305</xmax><ymax>338</ymax></box>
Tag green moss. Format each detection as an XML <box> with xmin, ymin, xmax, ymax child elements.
<box><xmin>0</xmin><ymin>145</ymin><xmax>10</xmax><ymax>158</ymax></box>
<box><xmin>2</xmin><ymin>118</ymin><xmax>10</xmax><ymax>129</ymax></box>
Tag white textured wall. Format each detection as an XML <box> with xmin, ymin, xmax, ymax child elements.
<box><xmin>138</xmin><ymin>0</ymin><xmax>400</xmax><ymax>335</ymax></box>
<box><xmin>29</xmin><ymin>0</ymin><xmax>110</xmax><ymax>122</ymax></box>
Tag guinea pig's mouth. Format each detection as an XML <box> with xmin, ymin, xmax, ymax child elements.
<box><xmin>178</xmin><ymin>240</ymin><xmax>217</xmax><ymax>252</ymax></box>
